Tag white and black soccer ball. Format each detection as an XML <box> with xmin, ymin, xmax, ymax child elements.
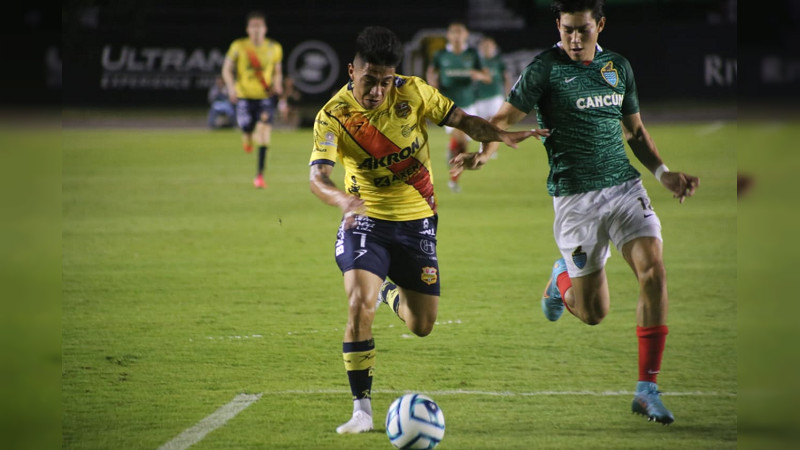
<box><xmin>385</xmin><ymin>393</ymin><xmax>445</xmax><ymax>449</ymax></box>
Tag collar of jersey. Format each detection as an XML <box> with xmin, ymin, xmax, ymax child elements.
<box><xmin>555</xmin><ymin>42</ymin><xmax>604</xmax><ymax>64</ymax></box>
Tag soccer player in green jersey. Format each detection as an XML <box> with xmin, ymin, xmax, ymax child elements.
<box><xmin>309</xmin><ymin>26</ymin><xmax>545</xmax><ymax>435</ymax></box>
<box><xmin>451</xmin><ymin>0</ymin><xmax>699</xmax><ymax>425</ymax></box>
<box><xmin>427</xmin><ymin>22</ymin><xmax>490</xmax><ymax>192</ymax></box>
<box><xmin>475</xmin><ymin>36</ymin><xmax>511</xmax><ymax>122</ymax></box>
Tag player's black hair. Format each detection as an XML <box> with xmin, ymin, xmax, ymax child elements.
<box><xmin>246</xmin><ymin>10</ymin><xmax>267</xmax><ymax>24</ymax></box>
<box><xmin>354</xmin><ymin>26</ymin><xmax>403</xmax><ymax>68</ymax></box>
<box><xmin>551</xmin><ymin>0</ymin><xmax>605</xmax><ymax>21</ymax></box>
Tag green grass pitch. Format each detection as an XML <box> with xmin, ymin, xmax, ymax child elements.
<box><xmin>62</xmin><ymin>121</ymin><xmax>736</xmax><ymax>449</ymax></box>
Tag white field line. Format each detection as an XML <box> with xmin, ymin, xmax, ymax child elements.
<box><xmin>196</xmin><ymin>319</ymin><xmax>464</xmax><ymax>341</ymax></box>
<box><xmin>262</xmin><ymin>388</ymin><xmax>736</xmax><ymax>397</ymax></box>
<box><xmin>158</xmin><ymin>388</ymin><xmax>734</xmax><ymax>448</ymax></box>
<box><xmin>158</xmin><ymin>393</ymin><xmax>262</xmax><ymax>450</ymax></box>
<box><xmin>696</xmin><ymin>120</ymin><xmax>726</xmax><ymax>135</ymax></box>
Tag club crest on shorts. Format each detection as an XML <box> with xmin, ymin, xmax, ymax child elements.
<box><xmin>572</xmin><ymin>246</ymin><xmax>587</xmax><ymax>269</ymax></box>
<box><xmin>421</xmin><ymin>266</ymin><xmax>438</xmax><ymax>285</ymax></box>
<box><xmin>601</xmin><ymin>61</ymin><xmax>618</xmax><ymax>87</ymax></box>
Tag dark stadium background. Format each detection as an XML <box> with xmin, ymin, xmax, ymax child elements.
<box><xmin>53</xmin><ymin>0</ymin><xmax>741</xmax><ymax>119</ymax></box>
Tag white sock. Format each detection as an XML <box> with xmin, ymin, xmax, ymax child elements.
<box><xmin>353</xmin><ymin>398</ymin><xmax>372</xmax><ymax>416</ymax></box>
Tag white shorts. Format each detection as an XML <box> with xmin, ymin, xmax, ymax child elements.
<box><xmin>474</xmin><ymin>95</ymin><xmax>505</xmax><ymax>120</ymax></box>
<box><xmin>444</xmin><ymin>104</ymin><xmax>477</xmax><ymax>135</ymax></box>
<box><xmin>553</xmin><ymin>178</ymin><xmax>662</xmax><ymax>277</ymax></box>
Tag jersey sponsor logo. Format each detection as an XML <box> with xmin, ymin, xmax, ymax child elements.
<box><xmin>421</xmin><ymin>266</ymin><xmax>438</xmax><ymax>285</ymax></box>
<box><xmin>372</xmin><ymin>160</ymin><xmax>424</xmax><ymax>186</ymax></box>
<box><xmin>419</xmin><ymin>239</ymin><xmax>436</xmax><ymax>255</ymax></box>
<box><xmin>575</xmin><ymin>93</ymin><xmax>624</xmax><ymax>110</ymax></box>
<box><xmin>564</xmin><ymin>76</ymin><xmax>577</xmax><ymax>83</ymax></box>
<box><xmin>401</xmin><ymin>123</ymin><xmax>418</xmax><ymax>137</ymax></box>
<box><xmin>572</xmin><ymin>246</ymin><xmax>587</xmax><ymax>269</ymax></box>
<box><xmin>357</xmin><ymin>137</ymin><xmax>421</xmax><ymax>170</ymax></box>
<box><xmin>601</xmin><ymin>61</ymin><xmax>619</xmax><ymax>87</ymax></box>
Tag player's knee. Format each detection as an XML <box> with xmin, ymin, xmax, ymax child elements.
<box><xmin>411</xmin><ymin>320</ymin><xmax>435</xmax><ymax>337</ymax></box>
<box><xmin>583</xmin><ymin>307</ymin><xmax>608</xmax><ymax>325</ymax></box>
<box><xmin>347</xmin><ymin>296</ymin><xmax>375</xmax><ymax>325</ymax></box>
<box><xmin>638</xmin><ymin>262</ymin><xmax>667</xmax><ymax>294</ymax></box>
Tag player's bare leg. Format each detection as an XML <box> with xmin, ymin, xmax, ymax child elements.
<box><xmin>377</xmin><ymin>281</ymin><xmax>438</xmax><ymax>337</ymax></box>
<box><xmin>622</xmin><ymin>236</ymin><xmax>674</xmax><ymax>424</ymax></box>
<box><xmin>561</xmin><ymin>269</ymin><xmax>610</xmax><ymax>325</ymax></box>
<box><xmin>447</xmin><ymin>129</ymin><xmax>468</xmax><ymax>193</ymax></box>
<box><xmin>241</xmin><ymin>133</ymin><xmax>253</xmax><ymax>153</ymax></box>
<box><xmin>337</xmin><ymin>269</ymin><xmax>382</xmax><ymax>434</ymax></box>
<box><xmin>253</xmin><ymin>114</ymin><xmax>272</xmax><ymax>188</ymax></box>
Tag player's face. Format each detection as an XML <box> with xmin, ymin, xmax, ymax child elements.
<box><xmin>349</xmin><ymin>61</ymin><xmax>396</xmax><ymax>110</ymax></box>
<box><xmin>447</xmin><ymin>24</ymin><xmax>468</xmax><ymax>48</ymax></box>
<box><xmin>480</xmin><ymin>39</ymin><xmax>497</xmax><ymax>58</ymax></box>
<box><xmin>247</xmin><ymin>18</ymin><xmax>267</xmax><ymax>44</ymax></box>
<box><xmin>557</xmin><ymin>11</ymin><xmax>605</xmax><ymax>62</ymax></box>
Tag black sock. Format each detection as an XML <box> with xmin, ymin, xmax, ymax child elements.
<box><xmin>257</xmin><ymin>146</ymin><xmax>268</xmax><ymax>174</ymax></box>
<box><xmin>343</xmin><ymin>338</ymin><xmax>375</xmax><ymax>401</ymax></box>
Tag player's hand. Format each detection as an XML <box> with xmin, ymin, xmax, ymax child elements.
<box><xmin>449</xmin><ymin>152</ymin><xmax>488</xmax><ymax>178</ymax></box>
<box><xmin>661</xmin><ymin>171</ymin><xmax>700</xmax><ymax>203</ymax></box>
<box><xmin>339</xmin><ymin>195</ymin><xmax>366</xmax><ymax>230</ymax></box>
<box><xmin>228</xmin><ymin>92</ymin><xmax>238</xmax><ymax>104</ymax></box>
<box><xmin>500</xmin><ymin>128</ymin><xmax>550</xmax><ymax>149</ymax></box>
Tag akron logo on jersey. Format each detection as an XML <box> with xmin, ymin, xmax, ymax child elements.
<box><xmin>601</xmin><ymin>61</ymin><xmax>618</xmax><ymax>87</ymax></box>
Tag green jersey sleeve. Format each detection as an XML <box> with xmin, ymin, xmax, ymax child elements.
<box><xmin>620</xmin><ymin>57</ymin><xmax>639</xmax><ymax>116</ymax></box>
<box><xmin>507</xmin><ymin>57</ymin><xmax>550</xmax><ymax>114</ymax></box>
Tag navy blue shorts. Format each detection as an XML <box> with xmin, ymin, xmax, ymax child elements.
<box><xmin>335</xmin><ymin>215</ymin><xmax>440</xmax><ymax>296</ymax></box>
<box><xmin>236</xmin><ymin>96</ymin><xmax>277</xmax><ymax>133</ymax></box>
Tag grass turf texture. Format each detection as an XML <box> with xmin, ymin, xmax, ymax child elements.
<box><xmin>63</xmin><ymin>122</ymin><xmax>736</xmax><ymax>449</ymax></box>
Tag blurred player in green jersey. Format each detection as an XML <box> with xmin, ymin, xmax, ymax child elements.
<box><xmin>451</xmin><ymin>0</ymin><xmax>699</xmax><ymax>425</ymax></box>
<box><xmin>426</xmin><ymin>22</ymin><xmax>490</xmax><ymax>192</ymax></box>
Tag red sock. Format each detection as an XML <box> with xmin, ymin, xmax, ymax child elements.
<box><xmin>449</xmin><ymin>137</ymin><xmax>464</xmax><ymax>182</ymax></box>
<box><xmin>637</xmin><ymin>325</ymin><xmax>669</xmax><ymax>383</ymax></box>
<box><xmin>556</xmin><ymin>271</ymin><xmax>574</xmax><ymax>314</ymax></box>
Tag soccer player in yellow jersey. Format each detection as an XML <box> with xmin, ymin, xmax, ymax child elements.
<box><xmin>309</xmin><ymin>26</ymin><xmax>549</xmax><ymax>434</ymax></box>
<box><xmin>222</xmin><ymin>10</ymin><xmax>283</xmax><ymax>188</ymax></box>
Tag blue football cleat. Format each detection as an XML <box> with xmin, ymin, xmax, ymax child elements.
<box><xmin>632</xmin><ymin>381</ymin><xmax>675</xmax><ymax>425</ymax></box>
<box><xmin>541</xmin><ymin>258</ymin><xmax>568</xmax><ymax>321</ymax></box>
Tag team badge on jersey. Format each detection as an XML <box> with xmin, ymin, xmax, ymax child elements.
<box><xmin>600</xmin><ymin>61</ymin><xmax>618</xmax><ymax>87</ymax></box>
<box><xmin>572</xmin><ymin>246</ymin><xmax>587</xmax><ymax>269</ymax></box>
<box><xmin>421</xmin><ymin>267</ymin><xmax>438</xmax><ymax>285</ymax></box>
<box><xmin>395</xmin><ymin>101</ymin><xmax>410</xmax><ymax>118</ymax></box>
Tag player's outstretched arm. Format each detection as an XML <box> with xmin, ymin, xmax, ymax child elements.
<box><xmin>622</xmin><ymin>113</ymin><xmax>700</xmax><ymax>203</ymax></box>
<box><xmin>309</xmin><ymin>164</ymin><xmax>365</xmax><ymax>229</ymax></box>
<box><xmin>449</xmin><ymin>102</ymin><xmax>544</xmax><ymax>176</ymax></box>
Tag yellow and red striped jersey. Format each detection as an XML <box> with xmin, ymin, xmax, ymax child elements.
<box><xmin>225</xmin><ymin>37</ymin><xmax>282</xmax><ymax>99</ymax></box>
<box><xmin>310</xmin><ymin>75</ymin><xmax>455</xmax><ymax>221</ymax></box>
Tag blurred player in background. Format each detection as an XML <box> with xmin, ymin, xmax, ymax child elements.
<box><xmin>222</xmin><ymin>10</ymin><xmax>283</xmax><ymax>188</ymax></box>
<box><xmin>206</xmin><ymin>76</ymin><xmax>235</xmax><ymax>129</ymax></box>
<box><xmin>426</xmin><ymin>22</ymin><xmax>490</xmax><ymax>192</ymax></box>
<box><xmin>475</xmin><ymin>36</ymin><xmax>511</xmax><ymax>121</ymax></box>
<box><xmin>451</xmin><ymin>0</ymin><xmax>699</xmax><ymax>425</ymax></box>
<box><xmin>309</xmin><ymin>26</ymin><xmax>545</xmax><ymax>435</ymax></box>
<box><xmin>475</xmin><ymin>36</ymin><xmax>512</xmax><ymax>159</ymax></box>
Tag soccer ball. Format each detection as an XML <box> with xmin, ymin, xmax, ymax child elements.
<box><xmin>385</xmin><ymin>393</ymin><xmax>445</xmax><ymax>449</ymax></box>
